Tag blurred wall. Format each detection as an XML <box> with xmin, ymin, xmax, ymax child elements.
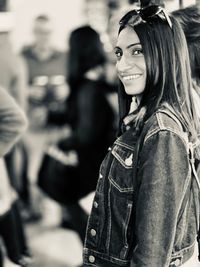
<box><xmin>165</xmin><ymin>0</ymin><xmax>196</xmax><ymax>11</ymax></box>
<box><xmin>9</xmin><ymin>0</ymin><xmax>86</xmax><ymax>52</ymax></box>
<box><xmin>8</xmin><ymin>0</ymin><xmax>198</xmax><ymax>53</ymax></box>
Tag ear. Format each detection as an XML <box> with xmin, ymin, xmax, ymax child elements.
<box><xmin>140</xmin><ymin>0</ymin><xmax>165</xmax><ymax>8</ymax></box>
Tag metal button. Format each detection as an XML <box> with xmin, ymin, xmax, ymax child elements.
<box><xmin>174</xmin><ymin>259</ymin><xmax>181</xmax><ymax>266</ymax></box>
<box><xmin>90</xmin><ymin>229</ymin><xmax>96</xmax><ymax>236</ymax></box>
<box><xmin>89</xmin><ymin>255</ymin><xmax>95</xmax><ymax>263</ymax></box>
<box><xmin>99</xmin><ymin>173</ymin><xmax>103</xmax><ymax>178</ymax></box>
<box><xmin>94</xmin><ymin>201</ymin><xmax>98</xmax><ymax>208</ymax></box>
<box><xmin>125</xmin><ymin>154</ymin><xmax>133</xmax><ymax>166</ymax></box>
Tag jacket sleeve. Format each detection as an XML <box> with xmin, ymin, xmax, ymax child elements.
<box><xmin>0</xmin><ymin>87</ymin><xmax>28</xmax><ymax>157</ymax></box>
<box><xmin>132</xmin><ymin>130</ymin><xmax>189</xmax><ymax>267</ymax></box>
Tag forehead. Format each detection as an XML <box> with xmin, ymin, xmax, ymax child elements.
<box><xmin>116</xmin><ymin>27</ymin><xmax>140</xmax><ymax>48</ymax></box>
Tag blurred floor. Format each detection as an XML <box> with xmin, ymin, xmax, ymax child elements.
<box><xmin>3</xmin><ymin>190</ymin><xmax>200</xmax><ymax>267</ymax></box>
<box><xmin>4</xmin><ymin>192</ymin><xmax>94</xmax><ymax>267</ymax></box>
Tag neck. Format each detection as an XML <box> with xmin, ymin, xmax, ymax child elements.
<box><xmin>135</xmin><ymin>94</ymin><xmax>142</xmax><ymax>106</ymax></box>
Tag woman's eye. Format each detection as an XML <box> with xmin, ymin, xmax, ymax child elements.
<box><xmin>114</xmin><ymin>50</ymin><xmax>122</xmax><ymax>60</ymax></box>
<box><xmin>132</xmin><ymin>48</ymin><xmax>143</xmax><ymax>56</ymax></box>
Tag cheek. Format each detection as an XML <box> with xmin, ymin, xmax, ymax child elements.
<box><xmin>116</xmin><ymin>63</ymin><xmax>121</xmax><ymax>79</ymax></box>
<box><xmin>116</xmin><ymin>61</ymin><xmax>120</xmax><ymax>72</ymax></box>
<box><xmin>138</xmin><ymin>58</ymin><xmax>146</xmax><ymax>73</ymax></box>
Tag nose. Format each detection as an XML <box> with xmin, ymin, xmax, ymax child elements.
<box><xmin>116</xmin><ymin>54</ymin><xmax>132</xmax><ymax>73</ymax></box>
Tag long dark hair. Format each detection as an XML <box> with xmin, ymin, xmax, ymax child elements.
<box><xmin>67</xmin><ymin>25</ymin><xmax>106</xmax><ymax>91</ymax></box>
<box><xmin>117</xmin><ymin>12</ymin><xmax>200</xmax><ymax>144</ymax></box>
<box><xmin>172</xmin><ymin>5</ymin><xmax>200</xmax><ymax>85</ymax></box>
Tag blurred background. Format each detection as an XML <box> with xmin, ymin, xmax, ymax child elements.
<box><xmin>0</xmin><ymin>0</ymin><xmax>198</xmax><ymax>267</ymax></box>
<box><xmin>9</xmin><ymin>0</ymin><xmax>197</xmax><ymax>53</ymax></box>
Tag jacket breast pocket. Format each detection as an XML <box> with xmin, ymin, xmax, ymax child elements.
<box><xmin>109</xmin><ymin>143</ymin><xmax>134</xmax><ymax>193</ymax></box>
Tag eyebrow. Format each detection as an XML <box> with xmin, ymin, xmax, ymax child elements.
<box><xmin>114</xmin><ymin>43</ymin><xmax>141</xmax><ymax>50</ymax></box>
<box><xmin>127</xmin><ymin>43</ymin><xmax>141</xmax><ymax>49</ymax></box>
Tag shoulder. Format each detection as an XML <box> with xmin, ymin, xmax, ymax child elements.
<box><xmin>143</xmin><ymin>106</ymin><xmax>189</xmax><ymax>150</ymax></box>
<box><xmin>51</xmin><ymin>50</ymin><xmax>67</xmax><ymax>61</ymax></box>
<box><xmin>78</xmin><ymin>80</ymin><xmax>98</xmax><ymax>96</ymax></box>
<box><xmin>21</xmin><ymin>45</ymin><xmax>33</xmax><ymax>57</ymax></box>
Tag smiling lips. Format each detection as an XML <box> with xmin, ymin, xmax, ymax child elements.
<box><xmin>121</xmin><ymin>74</ymin><xmax>143</xmax><ymax>81</ymax></box>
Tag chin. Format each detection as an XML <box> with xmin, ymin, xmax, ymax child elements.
<box><xmin>124</xmin><ymin>86</ymin><xmax>144</xmax><ymax>96</ymax></box>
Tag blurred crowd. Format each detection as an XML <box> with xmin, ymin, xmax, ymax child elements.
<box><xmin>0</xmin><ymin>1</ymin><xmax>119</xmax><ymax>266</ymax></box>
<box><xmin>0</xmin><ymin>0</ymin><xmax>199</xmax><ymax>266</ymax></box>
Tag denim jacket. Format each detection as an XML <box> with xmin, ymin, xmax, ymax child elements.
<box><xmin>83</xmin><ymin>105</ymin><xmax>200</xmax><ymax>267</ymax></box>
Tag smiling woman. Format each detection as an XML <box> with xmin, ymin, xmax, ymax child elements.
<box><xmin>82</xmin><ymin>3</ymin><xmax>200</xmax><ymax>267</ymax></box>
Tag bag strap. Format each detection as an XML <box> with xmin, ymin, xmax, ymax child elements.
<box><xmin>189</xmin><ymin>142</ymin><xmax>200</xmax><ymax>261</ymax></box>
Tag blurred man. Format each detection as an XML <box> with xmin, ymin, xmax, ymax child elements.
<box><xmin>21</xmin><ymin>14</ymin><xmax>69</xmax><ymax>222</ymax></box>
<box><xmin>22</xmin><ymin>15</ymin><xmax>68</xmax><ymax>129</ymax></box>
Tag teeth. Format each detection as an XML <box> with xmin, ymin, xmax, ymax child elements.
<box><xmin>123</xmin><ymin>74</ymin><xmax>142</xmax><ymax>80</ymax></box>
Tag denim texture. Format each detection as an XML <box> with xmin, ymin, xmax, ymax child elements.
<box><xmin>83</xmin><ymin>106</ymin><xmax>199</xmax><ymax>267</ymax></box>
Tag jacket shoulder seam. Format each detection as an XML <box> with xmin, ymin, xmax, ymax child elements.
<box><xmin>144</xmin><ymin>113</ymin><xmax>188</xmax><ymax>149</ymax></box>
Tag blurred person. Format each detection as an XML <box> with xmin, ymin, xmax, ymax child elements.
<box><xmin>172</xmin><ymin>10</ymin><xmax>200</xmax><ymax>263</ymax></box>
<box><xmin>83</xmin><ymin>3</ymin><xmax>200</xmax><ymax>267</ymax></box>
<box><xmin>0</xmin><ymin>18</ymin><xmax>28</xmax><ymax>191</ymax></box>
<box><xmin>172</xmin><ymin>6</ymin><xmax>200</xmax><ymax>119</ymax></box>
<box><xmin>0</xmin><ymin>2</ymin><xmax>31</xmax><ymax>265</ymax></box>
<box><xmin>21</xmin><ymin>14</ymin><xmax>69</xmax><ymax>222</ymax></box>
<box><xmin>47</xmin><ymin>25</ymin><xmax>116</xmax><ymax>244</ymax></box>
<box><xmin>0</xmin><ymin>0</ymin><xmax>27</xmax><ymax>198</ymax></box>
<box><xmin>172</xmin><ymin>5</ymin><xmax>200</xmax><ymax>87</ymax></box>
<box><xmin>0</xmin><ymin>85</ymin><xmax>27</xmax><ymax>267</ymax></box>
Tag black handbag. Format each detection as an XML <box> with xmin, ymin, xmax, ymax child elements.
<box><xmin>37</xmin><ymin>146</ymin><xmax>80</xmax><ymax>204</ymax></box>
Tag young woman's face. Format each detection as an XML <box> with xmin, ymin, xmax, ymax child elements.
<box><xmin>115</xmin><ymin>27</ymin><xmax>146</xmax><ymax>96</ymax></box>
